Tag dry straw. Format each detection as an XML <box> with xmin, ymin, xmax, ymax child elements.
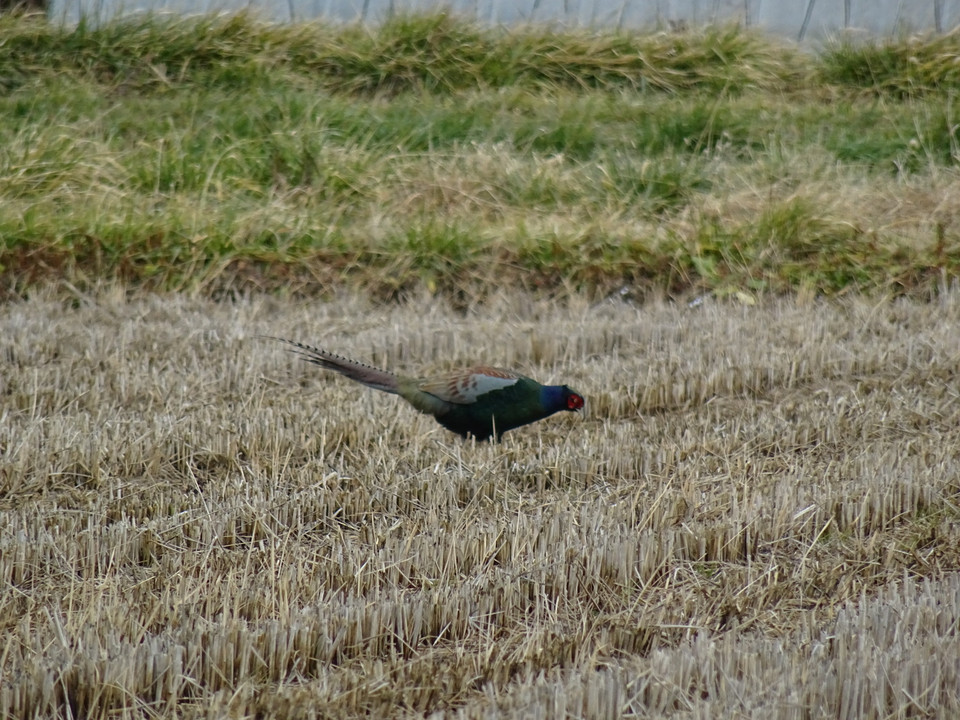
<box><xmin>1</xmin><ymin>288</ymin><xmax>959</xmax><ymax>717</ymax></box>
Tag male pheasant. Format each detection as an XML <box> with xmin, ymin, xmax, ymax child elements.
<box><xmin>268</xmin><ymin>338</ymin><xmax>584</xmax><ymax>441</ymax></box>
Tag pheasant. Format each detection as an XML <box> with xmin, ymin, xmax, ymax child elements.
<box><xmin>267</xmin><ymin>338</ymin><xmax>584</xmax><ymax>441</ymax></box>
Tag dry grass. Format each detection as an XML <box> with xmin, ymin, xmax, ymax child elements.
<box><xmin>2</xmin><ymin>287</ymin><xmax>959</xmax><ymax>718</ymax></box>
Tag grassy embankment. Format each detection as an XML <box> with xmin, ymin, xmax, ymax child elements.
<box><xmin>1</xmin><ymin>12</ymin><xmax>960</xmax><ymax>299</ymax></box>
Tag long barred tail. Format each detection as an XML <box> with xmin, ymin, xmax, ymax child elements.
<box><xmin>264</xmin><ymin>337</ymin><xmax>400</xmax><ymax>394</ymax></box>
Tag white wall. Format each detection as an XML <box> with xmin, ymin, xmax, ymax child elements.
<box><xmin>52</xmin><ymin>0</ymin><xmax>960</xmax><ymax>40</ymax></box>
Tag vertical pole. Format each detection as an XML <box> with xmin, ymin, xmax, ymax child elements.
<box><xmin>798</xmin><ymin>0</ymin><xmax>816</xmax><ymax>41</ymax></box>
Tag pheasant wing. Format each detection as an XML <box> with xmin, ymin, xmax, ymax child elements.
<box><xmin>416</xmin><ymin>367</ymin><xmax>521</xmax><ymax>405</ymax></box>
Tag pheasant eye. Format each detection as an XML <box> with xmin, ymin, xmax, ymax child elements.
<box><xmin>567</xmin><ymin>394</ymin><xmax>584</xmax><ymax>410</ymax></box>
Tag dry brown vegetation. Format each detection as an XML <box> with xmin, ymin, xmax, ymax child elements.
<box><xmin>2</xmin><ymin>288</ymin><xmax>960</xmax><ymax>718</ymax></box>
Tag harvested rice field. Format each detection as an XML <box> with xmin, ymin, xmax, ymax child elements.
<box><xmin>2</xmin><ymin>288</ymin><xmax>959</xmax><ymax>718</ymax></box>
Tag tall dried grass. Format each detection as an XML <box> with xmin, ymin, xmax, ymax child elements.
<box><xmin>1</xmin><ymin>288</ymin><xmax>959</xmax><ymax>718</ymax></box>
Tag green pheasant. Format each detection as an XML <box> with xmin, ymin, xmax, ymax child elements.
<box><xmin>268</xmin><ymin>338</ymin><xmax>584</xmax><ymax>441</ymax></box>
